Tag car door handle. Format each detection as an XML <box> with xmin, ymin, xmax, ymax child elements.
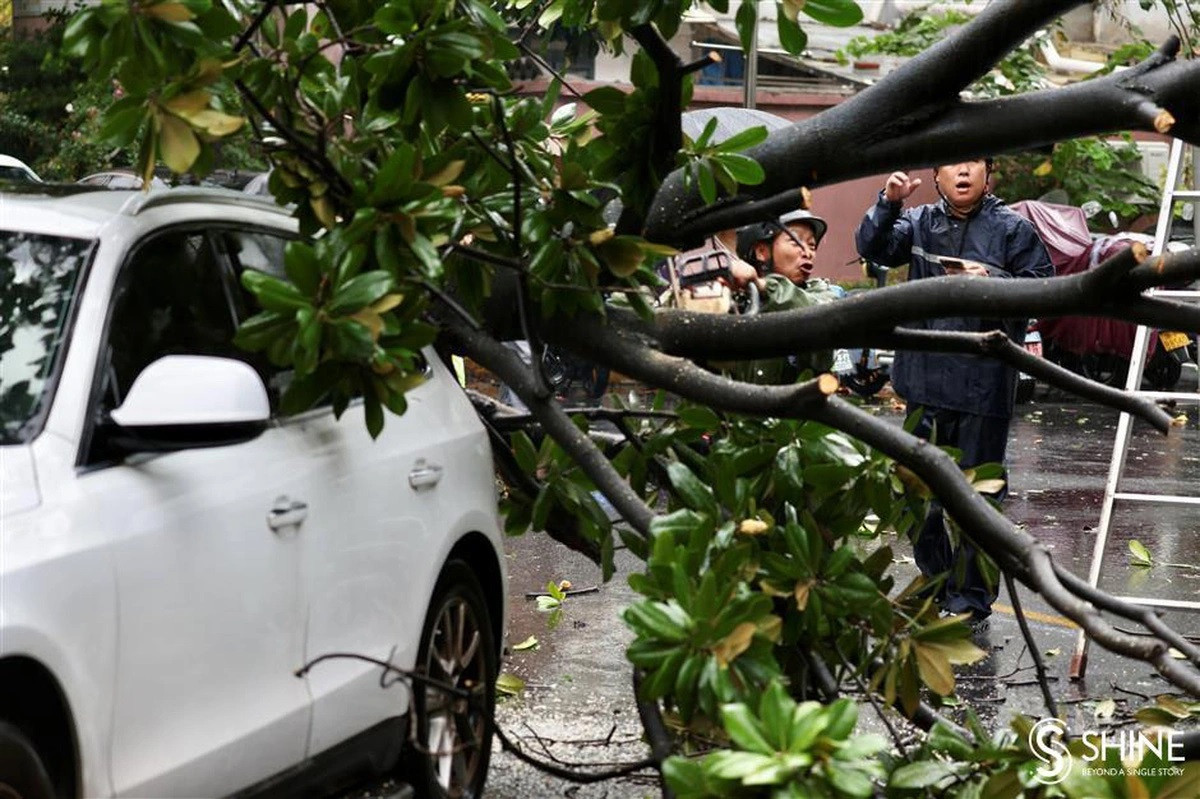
<box><xmin>408</xmin><ymin>460</ymin><xmax>443</xmax><ymax>491</ymax></box>
<box><xmin>268</xmin><ymin>496</ymin><xmax>308</xmax><ymax>530</ymax></box>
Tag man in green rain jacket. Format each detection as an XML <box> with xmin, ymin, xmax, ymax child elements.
<box><xmin>728</xmin><ymin>209</ymin><xmax>843</xmax><ymax>384</ymax></box>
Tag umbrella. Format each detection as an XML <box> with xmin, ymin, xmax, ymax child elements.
<box><xmin>680</xmin><ymin>107</ymin><xmax>791</xmax><ymax>144</ymax></box>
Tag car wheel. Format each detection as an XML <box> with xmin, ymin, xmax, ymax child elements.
<box><xmin>843</xmin><ymin>367</ymin><xmax>890</xmax><ymax>398</ymax></box>
<box><xmin>406</xmin><ymin>561</ymin><xmax>496</xmax><ymax>799</ymax></box>
<box><xmin>1081</xmin><ymin>353</ymin><xmax>1128</xmax><ymax>388</ymax></box>
<box><xmin>0</xmin><ymin>722</ymin><xmax>55</xmax><ymax>799</ymax></box>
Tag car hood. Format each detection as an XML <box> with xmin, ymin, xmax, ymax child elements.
<box><xmin>0</xmin><ymin>445</ymin><xmax>40</xmax><ymax>516</ymax></box>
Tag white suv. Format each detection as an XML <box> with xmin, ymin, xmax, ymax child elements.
<box><xmin>0</xmin><ymin>186</ymin><xmax>505</xmax><ymax>799</ymax></box>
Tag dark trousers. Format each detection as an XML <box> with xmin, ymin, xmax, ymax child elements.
<box><xmin>910</xmin><ymin>406</ymin><xmax>1010</xmax><ymax>617</ymax></box>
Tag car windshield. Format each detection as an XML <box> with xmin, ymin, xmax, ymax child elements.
<box><xmin>0</xmin><ymin>166</ymin><xmax>36</xmax><ymax>183</ymax></box>
<box><xmin>0</xmin><ymin>231</ymin><xmax>94</xmax><ymax>444</ymax></box>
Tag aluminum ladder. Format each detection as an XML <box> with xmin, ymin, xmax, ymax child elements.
<box><xmin>1070</xmin><ymin>139</ymin><xmax>1200</xmax><ymax>680</ymax></box>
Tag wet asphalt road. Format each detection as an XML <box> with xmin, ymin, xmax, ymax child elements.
<box><xmin>482</xmin><ymin>369</ymin><xmax>1200</xmax><ymax>798</ymax></box>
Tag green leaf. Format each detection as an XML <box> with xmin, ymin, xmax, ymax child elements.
<box><xmin>512</xmin><ymin>635</ymin><xmax>538</xmax><ymax>651</ymax></box>
<box><xmin>697</xmin><ymin>163</ymin><xmax>717</xmax><ymax>204</ymax></box>
<box><xmin>889</xmin><ymin>759</ymin><xmax>960</xmax><ymax>789</ymax></box>
<box><xmin>777</xmin><ymin>15</ymin><xmax>808</xmax><ymax>55</ymax></box>
<box><xmin>582</xmin><ymin>86</ymin><xmax>627</xmax><ymax>115</ymax></box>
<box><xmin>802</xmin><ymin>0</ymin><xmax>865</xmax><ymax>27</ymax></box>
<box><xmin>495</xmin><ymin>672</ymin><xmax>525</xmax><ymax>696</ymax></box>
<box><xmin>706</xmin><ymin>750</ymin><xmax>776</xmax><ymax>780</ymax></box>
<box><xmin>649</xmin><ymin>509</ymin><xmax>708</xmax><ymax>542</ymax></box>
<box><xmin>279</xmin><ymin>365</ymin><xmax>337</xmax><ymax>415</ymax></box>
<box><xmin>693</xmin><ymin>115</ymin><xmax>719</xmax><ymax>149</ymax></box>
<box><xmin>716</xmin><ymin>153</ymin><xmax>765</xmax><ymax>186</ymax></box>
<box><xmin>99</xmin><ymin>103</ymin><xmax>149</xmax><ymax>146</ymax></box>
<box><xmin>823</xmin><ymin>698</ymin><xmax>858</xmax><ymax>740</ymax></box>
<box><xmin>715</xmin><ymin>124</ymin><xmax>769</xmax><ymax>152</ymax></box>
<box><xmin>623</xmin><ymin>601</ymin><xmax>691</xmax><ymax>642</ymax></box>
<box><xmin>677</xmin><ymin>405</ymin><xmax>721</xmax><ymax>430</ymax></box>
<box><xmin>666</xmin><ymin>462</ymin><xmax>717</xmax><ymax>515</ymax></box>
<box><xmin>735</xmin><ymin>0</ymin><xmax>757</xmax><ymax>53</ymax></box>
<box><xmin>719</xmin><ymin>704</ymin><xmax>775</xmax><ymax>754</ymax></box>
<box><xmin>596</xmin><ymin>235</ymin><xmax>645</xmax><ymax>278</ymax></box>
<box><xmin>530</xmin><ymin>485</ymin><xmax>554</xmax><ymax>531</ymax></box>
<box><xmin>284</xmin><ymin>241</ymin><xmax>322</xmax><ymax>296</ymax></box>
<box><xmin>825</xmin><ymin>762</ymin><xmax>874</xmax><ymax>798</ymax></box>
<box><xmin>233</xmin><ymin>310</ymin><xmax>293</xmax><ymax>352</ymax></box>
<box><xmin>1129</xmin><ymin>539</ymin><xmax>1154</xmax><ymax>566</ymax></box>
<box><xmin>242</xmin><ymin>270</ymin><xmax>311</xmax><ymax>312</ymax></box>
<box><xmin>511</xmin><ymin>430</ymin><xmax>538</xmax><ymax>473</ymax></box>
<box><xmin>363</xmin><ymin>384</ymin><xmax>384</xmax><ymax>438</ymax></box>
<box><xmin>328</xmin><ymin>271</ymin><xmax>394</xmax><ymax>315</ymax></box>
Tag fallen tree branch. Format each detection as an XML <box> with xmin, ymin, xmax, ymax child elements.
<box><xmin>620</xmin><ymin>246</ymin><xmax>1200</xmax><ymax>363</ymax></box>
<box><xmin>878</xmin><ymin>329</ymin><xmax>1174</xmax><ymax>434</ymax></box>
<box><xmin>443</xmin><ymin>314</ymin><xmax>656</xmax><ymax>539</ymax></box>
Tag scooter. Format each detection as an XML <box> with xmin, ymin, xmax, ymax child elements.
<box><xmin>831</xmin><ymin>261</ymin><xmax>893</xmax><ymax>398</ymax></box>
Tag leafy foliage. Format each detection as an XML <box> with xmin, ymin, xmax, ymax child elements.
<box><xmin>54</xmin><ymin>1</ymin><xmax>1200</xmax><ymax>796</ymax></box>
<box><xmin>840</xmin><ymin>9</ymin><xmax>973</xmax><ymax>60</ymax></box>
<box><xmin>994</xmin><ymin>135</ymin><xmax>1160</xmax><ymax>229</ymax></box>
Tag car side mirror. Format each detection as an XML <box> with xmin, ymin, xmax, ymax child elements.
<box><xmin>105</xmin><ymin>355</ymin><xmax>270</xmax><ymax>453</ymax></box>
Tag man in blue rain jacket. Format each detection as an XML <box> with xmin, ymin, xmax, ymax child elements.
<box><xmin>855</xmin><ymin>159</ymin><xmax>1053</xmax><ymax>624</ymax></box>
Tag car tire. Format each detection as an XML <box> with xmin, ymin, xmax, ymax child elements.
<box><xmin>843</xmin><ymin>367</ymin><xmax>890</xmax><ymax>398</ymax></box>
<box><xmin>1081</xmin><ymin>353</ymin><xmax>1128</xmax><ymax>388</ymax></box>
<box><xmin>0</xmin><ymin>722</ymin><xmax>55</xmax><ymax>799</ymax></box>
<box><xmin>405</xmin><ymin>561</ymin><xmax>496</xmax><ymax>799</ymax></box>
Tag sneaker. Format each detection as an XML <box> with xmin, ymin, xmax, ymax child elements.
<box><xmin>967</xmin><ymin>613</ymin><xmax>991</xmax><ymax>636</ymax></box>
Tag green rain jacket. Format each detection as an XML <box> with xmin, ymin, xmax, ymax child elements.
<box><xmin>730</xmin><ymin>274</ymin><xmax>843</xmax><ymax>385</ymax></box>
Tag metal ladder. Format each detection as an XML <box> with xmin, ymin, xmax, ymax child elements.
<box><xmin>1069</xmin><ymin>139</ymin><xmax>1200</xmax><ymax>680</ymax></box>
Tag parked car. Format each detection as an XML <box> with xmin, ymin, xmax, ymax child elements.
<box><xmin>0</xmin><ymin>154</ymin><xmax>41</xmax><ymax>183</ymax></box>
<box><xmin>76</xmin><ymin>169</ymin><xmax>170</xmax><ymax>189</ymax></box>
<box><xmin>0</xmin><ymin>186</ymin><xmax>505</xmax><ymax>799</ymax></box>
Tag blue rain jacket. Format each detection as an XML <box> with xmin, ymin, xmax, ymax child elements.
<box><xmin>855</xmin><ymin>193</ymin><xmax>1053</xmax><ymax>418</ymax></box>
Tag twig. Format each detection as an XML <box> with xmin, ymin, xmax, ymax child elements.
<box><xmin>1007</xmin><ymin>573</ymin><xmax>1060</xmax><ymax>720</ymax></box>
<box><xmin>834</xmin><ymin>645</ymin><xmax>908</xmax><ymax>757</ymax></box>
<box><xmin>1111</xmin><ymin>683</ymin><xmax>1153</xmax><ymax>702</ymax></box>
<box><xmin>633</xmin><ymin>669</ymin><xmax>676</xmax><ymax>799</ymax></box>
<box><xmin>524</xmin><ymin>585</ymin><xmax>600</xmax><ymax>599</ymax></box>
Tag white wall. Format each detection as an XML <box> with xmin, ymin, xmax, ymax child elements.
<box><xmin>1093</xmin><ymin>1</ymin><xmax>1175</xmax><ymax>45</ymax></box>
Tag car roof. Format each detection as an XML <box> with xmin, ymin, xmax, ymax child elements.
<box><xmin>0</xmin><ymin>154</ymin><xmax>36</xmax><ymax>171</ymax></box>
<box><xmin>0</xmin><ymin>185</ymin><xmax>293</xmax><ymax>239</ymax></box>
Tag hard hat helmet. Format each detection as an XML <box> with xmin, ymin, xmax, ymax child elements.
<box><xmin>735</xmin><ymin>209</ymin><xmax>828</xmax><ymax>266</ymax></box>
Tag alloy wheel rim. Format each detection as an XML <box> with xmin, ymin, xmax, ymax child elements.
<box><xmin>421</xmin><ymin>595</ymin><xmax>487</xmax><ymax>797</ymax></box>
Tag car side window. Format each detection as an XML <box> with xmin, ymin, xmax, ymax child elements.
<box><xmin>103</xmin><ymin>231</ymin><xmax>240</xmax><ymax>412</ymax></box>
<box><xmin>224</xmin><ymin>229</ymin><xmax>287</xmax><ymax>281</ymax></box>
<box><xmin>220</xmin><ymin>229</ymin><xmax>312</xmax><ymax>411</ymax></box>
